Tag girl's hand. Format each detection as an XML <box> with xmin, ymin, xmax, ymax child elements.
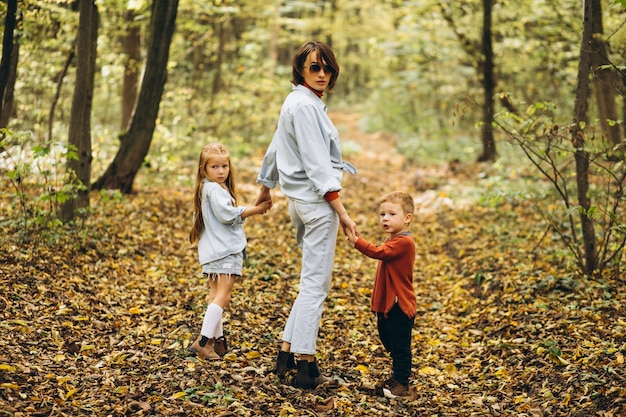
<box><xmin>258</xmin><ymin>200</ymin><xmax>272</xmax><ymax>214</ymax></box>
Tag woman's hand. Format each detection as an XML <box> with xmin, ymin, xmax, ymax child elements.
<box><xmin>255</xmin><ymin>185</ymin><xmax>273</xmax><ymax>209</ymax></box>
<box><xmin>339</xmin><ymin>213</ymin><xmax>358</xmax><ymax>242</ymax></box>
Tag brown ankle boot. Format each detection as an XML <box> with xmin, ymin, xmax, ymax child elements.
<box><xmin>214</xmin><ymin>336</ymin><xmax>228</xmax><ymax>357</ymax></box>
<box><xmin>190</xmin><ymin>335</ymin><xmax>220</xmax><ymax>360</ymax></box>
<box><xmin>275</xmin><ymin>350</ymin><xmax>296</xmax><ymax>378</ymax></box>
<box><xmin>292</xmin><ymin>359</ymin><xmax>337</xmax><ymax>389</ymax></box>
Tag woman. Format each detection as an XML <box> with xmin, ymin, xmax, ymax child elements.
<box><xmin>255</xmin><ymin>40</ymin><xmax>358</xmax><ymax>389</ymax></box>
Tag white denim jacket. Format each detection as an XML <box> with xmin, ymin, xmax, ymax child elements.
<box><xmin>257</xmin><ymin>84</ymin><xmax>356</xmax><ymax>202</ymax></box>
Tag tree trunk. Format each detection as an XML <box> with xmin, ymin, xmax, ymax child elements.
<box><xmin>0</xmin><ymin>15</ymin><xmax>19</xmax><ymax>130</ymax></box>
<box><xmin>623</xmin><ymin>71</ymin><xmax>626</xmax><ymax>141</ymax></box>
<box><xmin>59</xmin><ymin>0</ymin><xmax>98</xmax><ymax>222</ymax></box>
<box><xmin>122</xmin><ymin>8</ymin><xmax>141</xmax><ymax>131</ymax></box>
<box><xmin>211</xmin><ymin>19</ymin><xmax>225</xmax><ymax>99</ymax></box>
<box><xmin>92</xmin><ymin>0</ymin><xmax>179</xmax><ymax>194</ymax></box>
<box><xmin>0</xmin><ymin>0</ymin><xmax>18</xmax><ymax>129</ymax></box>
<box><xmin>590</xmin><ymin>0</ymin><xmax>622</xmax><ymax>146</ymax></box>
<box><xmin>48</xmin><ymin>39</ymin><xmax>76</xmax><ymax>142</ymax></box>
<box><xmin>478</xmin><ymin>0</ymin><xmax>496</xmax><ymax>162</ymax></box>
<box><xmin>571</xmin><ymin>0</ymin><xmax>597</xmax><ymax>276</ymax></box>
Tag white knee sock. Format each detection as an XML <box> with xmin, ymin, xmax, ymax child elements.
<box><xmin>200</xmin><ymin>303</ymin><xmax>223</xmax><ymax>339</ymax></box>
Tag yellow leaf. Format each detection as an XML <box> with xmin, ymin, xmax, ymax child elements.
<box><xmin>65</xmin><ymin>388</ymin><xmax>78</xmax><ymax>399</ymax></box>
<box><xmin>171</xmin><ymin>391</ymin><xmax>187</xmax><ymax>399</ymax></box>
<box><xmin>80</xmin><ymin>345</ymin><xmax>95</xmax><ymax>352</ymax></box>
<box><xmin>444</xmin><ymin>363</ymin><xmax>457</xmax><ymax>375</ymax></box>
<box><xmin>223</xmin><ymin>353</ymin><xmax>237</xmax><ymax>361</ymax></box>
<box><xmin>494</xmin><ymin>367</ymin><xmax>508</xmax><ymax>378</ymax></box>
<box><xmin>616</xmin><ymin>353</ymin><xmax>624</xmax><ymax>365</ymax></box>
<box><xmin>562</xmin><ymin>393</ymin><xmax>571</xmax><ymax>406</ymax></box>
<box><xmin>555</xmin><ymin>356</ymin><xmax>570</xmax><ymax>366</ymax></box>
<box><xmin>355</xmin><ymin>364</ymin><xmax>369</xmax><ymax>375</ymax></box>
<box><xmin>514</xmin><ymin>394</ymin><xmax>528</xmax><ymax>404</ymax></box>
<box><xmin>280</xmin><ymin>405</ymin><xmax>298</xmax><ymax>416</ymax></box>
<box><xmin>0</xmin><ymin>383</ymin><xmax>19</xmax><ymax>389</ymax></box>
<box><xmin>420</xmin><ymin>366</ymin><xmax>439</xmax><ymax>376</ymax></box>
<box><xmin>426</xmin><ymin>339</ymin><xmax>440</xmax><ymax>347</ymax></box>
<box><xmin>245</xmin><ymin>351</ymin><xmax>261</xmax><ymax>359</ymax></box>
<box><xmin>0</xmin><ymin>364</ymin><xmax>16</xmax><ymax>372</ymax></box>
<box><xmin>129</xmin><ymin>306</ymin><xmax>143</xmax><ymax>315</ymax></box>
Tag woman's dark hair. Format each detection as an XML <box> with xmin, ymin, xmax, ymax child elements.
<box><xmin>291</xmin><ymin>41</ymin><xmax>340</xmax><ymax>90</ymax></box>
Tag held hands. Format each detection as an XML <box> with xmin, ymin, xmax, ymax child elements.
<box><xmin>255</xmin><ymin>185</ymin><xmax>273</xmax><ymax>211</ymax></box>
<box><xmin>339</xmin><ymin>213</ymin><xmax>359</xmax><ymax>244</ymax></box>
<box><xmin>346</xmin><ymin>228</ymin><xmax>359</xmax><ymax>244</ymax></box>
<box><xmin>256</xmin><ymin>199</ymin><xmax>272</xmax><ymax>215</ymax></box>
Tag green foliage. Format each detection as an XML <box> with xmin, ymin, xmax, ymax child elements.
<box><xmin>6</xmin><ymin>0</ymin><xmax>625</xmax><ymax>171</ymax></box>
<box><xmin>0</xmin><ymin>129</ymin><xmax>87</xmax><ymax>247</ymax></box>
<box><xmin>495</xmin><ymin>103</ymin><xmax>626</xmax><ymax>278</ymax></box>
<box><xmin>182</xmin><ymin>383</ymin><xmax>238</xmax><ymax>406</ymax></box>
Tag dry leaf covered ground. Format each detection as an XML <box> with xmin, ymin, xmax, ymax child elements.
<box><xmin>1</xmin><ymin>112</ymin><xmax>625</xmax><ymax>416</ymax></box>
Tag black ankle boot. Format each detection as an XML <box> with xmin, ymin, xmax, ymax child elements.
<box><xmin>292</xmin><ymin>359</ymin><xmax>337</xmax><ymax>389</ymax></box>
<box><xmin>275</xmin><ymin>350</ymin><xmax>296</xmax><ymax>378</ymax></box>
<box><xmin>214</xmin><ymin>336</ymin><xmax>228</xmax><ymax>357</ymax></box>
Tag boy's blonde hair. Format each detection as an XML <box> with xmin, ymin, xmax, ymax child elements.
<box><xmin>380</xmin><ymin>191</ymin><xmax>414</xmax><ymax>216</ymax></box>
<box><xmin>189</xmin><ymin>143</ymin><xmax>238</xmax><ymax>245</ymax></box>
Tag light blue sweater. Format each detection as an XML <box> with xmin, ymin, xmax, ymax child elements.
<box><xmin>197</xmin><ymin>180</ymin><xmax>246</xmax><ymax>265</ymax></box>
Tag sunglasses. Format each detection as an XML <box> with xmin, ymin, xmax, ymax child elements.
<box><xmin>305</xmin><ymin>63</ymin><xmax>334</xmax><ymax>74</ymax></box>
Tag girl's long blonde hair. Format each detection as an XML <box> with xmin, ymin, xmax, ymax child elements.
<box><xmin>189</xmin><ymin>143</ymin><xmax>239</xmax><ymax>245</ymax></box>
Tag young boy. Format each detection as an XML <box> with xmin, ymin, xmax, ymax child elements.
<box><xmin>348</xmin><ymin>191</ymin><xmax>416</xmax><ymax>398</ymax></box>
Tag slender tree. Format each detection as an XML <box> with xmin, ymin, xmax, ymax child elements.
<box><xmin>59</xmin><ymin>0</ymin><xmax>99</xmax><ymax>221</ymax></box>
<box><xmin>92</xmin><ymin>0</ymin><xmax>179</xmax><ymax>194</ymax></box>
<box><xmin>571</xmin><ymin>0</ymin><xmax>596</xmax><ymax>276</ymax></box>
<box><xmin>0</xmin><ymin>0</ymin><xmax>18</xmax><ymax>130</ymax></box>
<box><xmin>121</xmin><ymin>6</ymin><xmax>141</xmax><ymax>131</ymax></box>
<box><xmin>478</xmin><ymin>0</ymin><xmax>496</xmax><ymax>162</ymax></box>
<box><xmin>440</xmin><ymin>0</ymin><xmax>497</xmax><ymax>162</ymax></box>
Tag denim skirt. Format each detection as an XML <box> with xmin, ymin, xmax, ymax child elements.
<box><xmin>201</xmin><ymin>252</ymin><xmax>243</xmax><ymax>278</ymax></box>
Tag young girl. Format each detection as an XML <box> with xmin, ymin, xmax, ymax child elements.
<box><xmin>189</xmin><ymin>143</ymin><xmax>271</xmax><ymax>360</ymax></box>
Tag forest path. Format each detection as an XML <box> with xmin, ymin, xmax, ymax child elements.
<box><xmin>330</xmin><ymin>111</ymin><xmax>407</xmax><ymax>168</ymax></box>
<box><xmin>329</xmin><ymin>110</ymin><xmax>464</xmax><ymax>218</ymax></box>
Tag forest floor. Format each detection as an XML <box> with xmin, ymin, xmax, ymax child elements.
<box><xmin>1</xmin><ymin>111</ymin><xmax>625</xmax><ymax>416</ymax></box>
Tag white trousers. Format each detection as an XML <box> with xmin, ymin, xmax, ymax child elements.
<box><xmin>282</xmin><ymin>199</ymin><xmax>339</xmax><ymax>355</ymax></box>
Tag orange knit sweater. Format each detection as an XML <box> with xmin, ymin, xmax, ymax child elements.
<box><xmin>354</xmin><ymin>232</ymin><xmax>416</xmax><ymax>318</ymax></box>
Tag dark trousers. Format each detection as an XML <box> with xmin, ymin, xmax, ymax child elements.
<box><xmin>377</xmin><ymin>303</ymin><xmax>414</xmax><ymax>385</ymax></box>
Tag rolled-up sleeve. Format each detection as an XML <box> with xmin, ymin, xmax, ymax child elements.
<box><xmin>256</xmin><ymin>131</ymin><xmax>279</xmax><ymax>189</ymax></box>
